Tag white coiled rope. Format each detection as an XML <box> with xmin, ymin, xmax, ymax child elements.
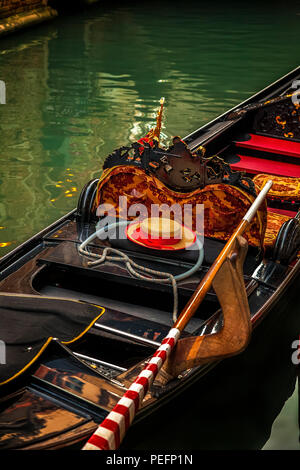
<box><xmin>78</xmin><ymin>220</ymin><xmax>204</xmax><ymax>323</ymax></box>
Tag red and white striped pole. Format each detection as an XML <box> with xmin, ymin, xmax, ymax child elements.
<box><xmin>82</xmin><ymin>327</ymin><xmax>180</xmax><ymax>450</ymax></box>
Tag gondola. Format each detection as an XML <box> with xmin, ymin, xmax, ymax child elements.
<box><xmin>0</xmin><ymin>66</ymin><xmax>300</xmax><ymax>451</ymax></box>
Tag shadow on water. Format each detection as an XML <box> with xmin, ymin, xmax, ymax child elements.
<box><xmin>121</xmin><ymin>278</ymin><xmax>300</xmax><ymax>450</ymax></box>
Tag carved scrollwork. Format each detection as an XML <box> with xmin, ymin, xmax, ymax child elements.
<box><xmin>103</xmin><ymin>136</ymin><xmax>256</xmax><ymax>197</ymax></box>
<box><xmin>253</xmin><ymin>96</ymin><xmax>300</xmax><ymax>140</ymax></box>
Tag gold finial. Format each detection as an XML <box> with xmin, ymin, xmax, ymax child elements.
<box><xmin>153</xmin><ymin>97</ymin><xmax>165</xmax><ymax>143</ymax></box>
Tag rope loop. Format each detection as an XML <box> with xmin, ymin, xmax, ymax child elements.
<box><xmin>78</xmin><ymin>221</ymin><xmax>204</xmax><ymax>323</ymax></box>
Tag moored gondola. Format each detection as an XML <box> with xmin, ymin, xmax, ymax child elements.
<box><xmin>0</xmin><ymin>67</ymin><xmax>300</xmax><ymax>450</ymax></box>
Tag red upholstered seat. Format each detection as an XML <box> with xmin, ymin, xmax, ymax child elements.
<box><xmin>264</xmin><ymin>211</ymin><xmax>292</xmax><ymax>249</ymax></box>
<box><xmin>96</xmin><ymin>165</ymin><xmax>267</xmax><ymax>249</ymax></box>
<box><xmin>95</xmin><ymin>166</ymin><xmax>296</xmax><ymax>253</ymax></box>
<box><xmin>231</xmin><ymin>155</ymin><xmax>300</xmax><ymax>178</ymax></box>
<box><xmin>235</xmin><ymin>134</ymin><xmax>300</xmax><ymax>158</ymax></box>
<box><xmin>253</xmin><ymin>174</ymin><xmax>300</xmax><ymax>202</ymax></box>
<box><xmin>267</xmin><ymin>207</ymin><xmax>297</xmax><ymax>218</ymax></box>
<box><xmin>252</xmin><ymin>173</ymin><xmax>300</xmax><ymax>253</ymax></box>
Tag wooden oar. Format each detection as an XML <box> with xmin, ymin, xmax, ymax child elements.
<box><xmin>82</xmin><ymin>179</ymin><xmax>273</xmax><ymax>451</ymax></box>
<box><xmin>173</xmin><ymin>179</ymin><xmax>272</xmax><ymax>332</ymax></box>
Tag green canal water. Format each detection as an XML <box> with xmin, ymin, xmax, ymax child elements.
<box><xmin>0</xmin><ymin>0</ymin><xmax>299</xmax><ymax>450</ymax></box>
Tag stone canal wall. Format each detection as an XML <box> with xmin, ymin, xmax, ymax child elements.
<box><xmin>0</xmin><ymin>0</ymin><xmax>46</xmax><ymax>18</ymax></box>
<box><xmin>0</xmin><ymin>1</ymin><xmax>103</xmax><ymax>37</ymax></box>
<box><xmin>0</xmin><ymin>1</ymin><xmax>57</xmax><ymax>37</ymax></box>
